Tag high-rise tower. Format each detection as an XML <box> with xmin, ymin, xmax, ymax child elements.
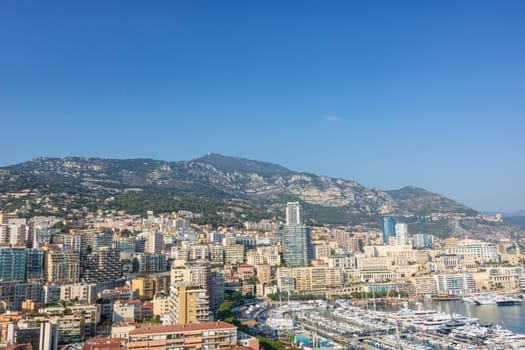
<box><xmin>285</xmin><ymin>201</ymin><xmax>302</xmax><ymax>226</ymax></box>
<box><xmin>395</xmin><ymin>222</ymin><xmax>409</xmax><ymax>246</ymax></box>
<box><xmin>282</xmin><ymin>202</ymin><xmax>312</xmax><ymax>267</ymax></box>
<box><xmin>381</xmin><ymin>216</ymin><xmax>395</xmax><ymax>245</ymax></box>
<box><xmin>0</xmin><ymin>246</ymin><xmax>27</xmax><ymax>281</ymax></box>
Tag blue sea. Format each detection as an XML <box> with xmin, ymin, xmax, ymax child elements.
<box><xmin>374</xmin><ymin>299</ymin><xmax>525</xmax><ymax>334</ymax></box>
<box><xmin>426</xmin><ymin>299</ymin><xmax>525</xmax><ymax>334</ymax></box>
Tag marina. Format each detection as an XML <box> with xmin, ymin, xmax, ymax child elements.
<box><xmin>256</xmin><ymin>297</ymin><xmax>525</xmax><ymax>349</ymax></box>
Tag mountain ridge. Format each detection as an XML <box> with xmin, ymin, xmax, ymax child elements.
<box><xmin>0</xmin><ymin>153</ymin><xmax>481</xmax><ymax>214</ymax></box>
<box><xmin>0</xmin><ymin>154</ymin><xmax>522</xmax><ymax>240</ymax></box>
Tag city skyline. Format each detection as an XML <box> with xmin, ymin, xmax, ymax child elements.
<box><xmin>1</xmin><ymin>1</ymin><xmax>524</xmax><ymax>212</ymax></box>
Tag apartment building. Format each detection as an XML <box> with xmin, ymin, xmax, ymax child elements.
<box><xmin>275</xmin><ymin>266</ymin><xmax>343</xmax><ymax>293</ymax></box>
<box><xmin>168</xmin><ymin>284</ymin><xmax>210</xmax><ymax>324</ymax></box>
<box><xmin>128</xmin><ymin>322</ymin><xmax>237</xmax><ymax>350</ymax></box>
<box><xmin>43</xmin><ymin>249</ymin><xmax>80</xmax><ymax>284</ymax></box>
<box><xmin>445</xmin><ymin>242</ymin><xmax>499</xmax><ymax>264</ymax></box>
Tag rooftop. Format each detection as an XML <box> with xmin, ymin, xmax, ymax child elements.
<box><xmin>130</xmin><ymin>321</ymin><xmax>236</xmax><ymax>336</ymax></box>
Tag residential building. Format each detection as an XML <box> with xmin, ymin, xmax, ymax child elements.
<box><xmin>88</xmin><ymin>230</ymin><xmax>114</xmax><ymax>251</ymax></box>
<box><xmin>141</xmin><ymin>232</ymin><xmax>165</xmax><ymax>254</ymax></box>
<box><xmin>82</xmin><ymin>248</ymin><xmax>122</xmax><ymax>283</ymax></box>
<box><xmin>313</xmin><ymin>243</ymin><xmax>331</xmax><ymax>259</ymax></box>
<box><xmin>394</xmin><ymin>222</ymin><xmax>408</xmax><ymax>246</ymax></box>
<box><xmin>43</xmin><ymin>249</ymin><xmax>80</xmax><ymax>284</ymax></box>
<box><xmin>413</xmin><ymin>276</ymin><xmax>438</xmax><ymax>295</ymax></box>
<box><xmin>246</xmin><ymin>250</ymin><xmax>264</xmax><ymax>266</ymax></box>
<box><xmin>132</xmin><ymin>253</ymin><xmax>168</xmax><ymax>273</ymax></box>
<box><xmin>113</xmin><ymin>299</ymin><xmax>143</xmax><ymax>323</ymax></box>
<box><xmin>210</xmin><ymin>271</ymin><xmax>225</xmax><ymax>312</ymax></box>
<box><xmin>26</xmin><ymin>250</ymin><xmax>44</xmax><ymax>280</ymax></box>
<box><xmin>282</xmin><ymin>202</ymin><xmax>312</xmax><ymax>267</ymax></box>
<box><xmin>285</xmin><ymin>201</ymin><xmax>302</xmax><ymax>226</ymax></box>
<box><xmin>152</xmin><ymin>292</ymin><xmax>170</xmax><ymax>318</ymax></box>
<box><xmin>434</xmin><ymin>273</ymin><xmax>476</xmax><ymax>295</ymax></box>
<box><xmin>292</xmin><ymin>266</ymin><xmax>343</xmax><ymax>292</ymax></box>
<box><xmin>111</xmin><ymin>323</ymin><xmax>136</xmax><ymax>339</ymax></box>
<box><xmin>224</xmin><ymin>244</ymin><xmax>244</xmax><ymax>264</ymax></box>
<box><xmin>276</xmin><ymin>268</ymin><xmax>295</xmax><ymax>293</ymax></box>
<box><xmin>255</xmin><ymin>264</ymin><xmax>271</xmax><ymax>284</ymax></box>
<box><xmin>128</xmin><ymin>322</ymin><xmax>237</xmax><ymax>350</ymax></box>
<box><xmin>168</xmin><ymin>284</ymin><xmax>210</xmax><ymax>324</ymax></box>
<box><xmin>413</xmin><ymin>234</ymin><xmax>433</xmax><ymax>249</ymax></box>
<box><xmin>32</xmin><ymin>228</ymin><xmax>57</xmax><ymax>250</ymax></box>
<box><xmin>99</xmin><ymin>287</ymin><xmax>132</xmax><ymax>304</ymax></box>
<box><xmin>209</xmin><ymin>244</ymin><xmax>224</xmax><ymax>264</ymax></box>
<box><xmin>282</xmin><ymin>226</ymin><xmax>312</xmax><ymax>267</ymax></box>
<box><xmin>60</xmin><ymin>283</ymin><xmax>97</xmax><ymax>304</ymax></box>
<box><xmin>0</xmin><ymin>247</ymin><xmax>27</xmax><ymax>281</ymax></box>
<box><xmin>42</xmin><ymin>285</ymin><xmax>61</xmax><ymax>304</ymax></box>
<box><xmin>132</xmin><ymin>276</ymin><xmax>158</xmax><ymax>299</ymax></box>
<box><xmin>0</xmin><ymin>282</ymin><xmax>42</xmax><ymax>311</ymax></box>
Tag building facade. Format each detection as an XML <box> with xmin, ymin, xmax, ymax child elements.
<box><xmin>381</xmin><ymin>217</ymin><xmax>395</xmax><ymax>245</ymax></box>
<box><xmin>128</xmin><ymin>322</ymin><xmax>237</xmax><ymax>350</ymax></box>
<box><xmin>0</xmin><ymin>247</ymin><xmax>27</xmax><ymax>281</ymax></box>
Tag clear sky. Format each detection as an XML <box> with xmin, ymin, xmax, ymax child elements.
<box><xmin>1</xmin><ymin>1</ymin><xmax>524</xmax><ymax>213</ymax></box>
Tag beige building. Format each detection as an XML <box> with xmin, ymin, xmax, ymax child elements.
<box><xmin>132</xmin><ymin>274</ymin><xmax>170</xmax><ymax>300</ymax></box>
<box><xmin>128</xmin><ymin>322</ymin><xmax>238</xmax><ymax>350</ymax></box>
<box><xmin>60</xmin><ymin>283</ymin><xmax>96</xmax><ymax>304</ymax></box>
<box><xmin>356</xmin><ymin>255</ymin><xmax>390</xmax><ymax>271</ymax></box>
<box><xmin>276</xmin><ymin>266</ymin><xmax>343</xmax><ymax>293</ymax></box>
<box><xmin>224</xmin><ymin>244</ymin><xmax>244</xmax><ymax>264</ymax></box>
<box><xmin>255</xmin><ymin>264</ymin><xmax>271</xmax><ymax>283</ymax></box>
<box><xmin>43</xmin><ymin>249</ymin><xmax>80</xmax><ymax>284</ymax></box>
<box><xmin>111</xmin><ymin>322</ymin><xmax>136</xmax><ymax>339</ymax></box>
<box><xmin>113</xmin><ymin>300</ymin><xmax>143</xmax><ymax>323</ymax></box>
<box><xmin>152</xmin><ymin>293</ymin><xmax>170</xmax><ymax>317</ymax></box>
<box><xmin>476</xmin><ymin>267</ymin><xmax>524</xmax><ymax>291</ymax></box>
<box><xmin>246</xmin><ymin>250</ymin><xmax>265</xmax><ymax>266</ymax></box>
<box><xmin>170</xmin><ymin>262</ymin><xmax>192</xmax><ymax>284</ymax></box>
<box><xmin>413</xmin><ymin>276</ymin><xmax>438</xmax><ymax>295</ymax></box>
<box><xmin>168</xmin><ymin>284</ymin><xmax>210</xmax><ymax>324</ymax></box>
<box><xmin>444</xmin><ymin>237</ymin><xmax>460</xmax><ymax>247</ymax></box>
<box><xmin>132</xmin><ymin>277</ymin><xmax>156</xmax><ymax>300</ymax></box>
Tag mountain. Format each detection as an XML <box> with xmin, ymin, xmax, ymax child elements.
<box><xmin>0</xmin><ymin>154</ymin><xmax>522</xmax><ymax>240</ymax></box>
<box><xmin>504</xmin><ymin>216</ymin><xmax>525</xmax><ymax>231</ymax></box>
<box><xmin>507</xmin><ymin>209</ymin><xmax>525</xmax><ymax>217</ymax></box>
<box><xmin>195</xmin><ymin>153</ymin><xmax>293</xmax><ymax>178</ymax></box>
<box><xmin>386</xmin><ymin>186</ymin><xmax>477</xmax><ymax>216</ymax></box>
<box><xmin>484</xmin><ymin>210</ymin><xmax>525</xmax><ymax>217</ymax></box>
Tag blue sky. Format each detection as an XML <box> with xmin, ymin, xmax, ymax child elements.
<box><xmin>1</xmin><ymin>1</ymin><xmax>524</xmax><ymax>212</ymax></box>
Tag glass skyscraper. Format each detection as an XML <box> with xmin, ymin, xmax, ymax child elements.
<box><xmin>0</xmin><ymin>246</ymin><xmax>27</xmax><ymax>281</ymax></box>
<box><xmin>282</xmin><ymin>202</ymin><xmax>312</xmax><ymax>267</ymax></box>
<box><xmin>381</xmin><ymin>216</ymin><xmax>395</xmax><ymax>245</ymax></box>
<box><xmin>26</xmin><ymin>249</ymin><xmax>44</xmax><ymax>280</ymax></box>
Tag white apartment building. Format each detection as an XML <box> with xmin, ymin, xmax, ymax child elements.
<box><xmin>434</xmin><ymin>273</ymin><xmax>476</xmax><ymax>295</ymax></box>
<box><xmin>445</xmin><ymin>242</ymin><xmax>499</xmax><ymax>264</ymax></box>
<box><xmin>394</xmin><ymin>223</ymin><xmax>409</xmax><ymax>246</ymax></box>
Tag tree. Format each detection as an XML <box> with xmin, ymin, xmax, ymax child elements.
<box><xmin>216</xmin><ymin>301</ymin><xmax>234</xmax><ymax>320</ymax></box>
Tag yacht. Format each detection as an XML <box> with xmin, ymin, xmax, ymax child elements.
<box><xmin>495</xmin><ymin>295</ymin><xmax>523</xmax><ymax>306</ymax></box>
<box><xmin>474</xmin><ymin>295</ymin><xmax>496</xmax><ymax>305</ymax></box>
<box><xmin>462</xmin><ymin>295</ymin><xmax>476</xmax><ymax>303</ymax></box>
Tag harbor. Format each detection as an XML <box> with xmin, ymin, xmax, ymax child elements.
<box><xmin>255</xmin><ymin>296</ymin><xmax>525</xmax><ymax>350</ymax></box>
